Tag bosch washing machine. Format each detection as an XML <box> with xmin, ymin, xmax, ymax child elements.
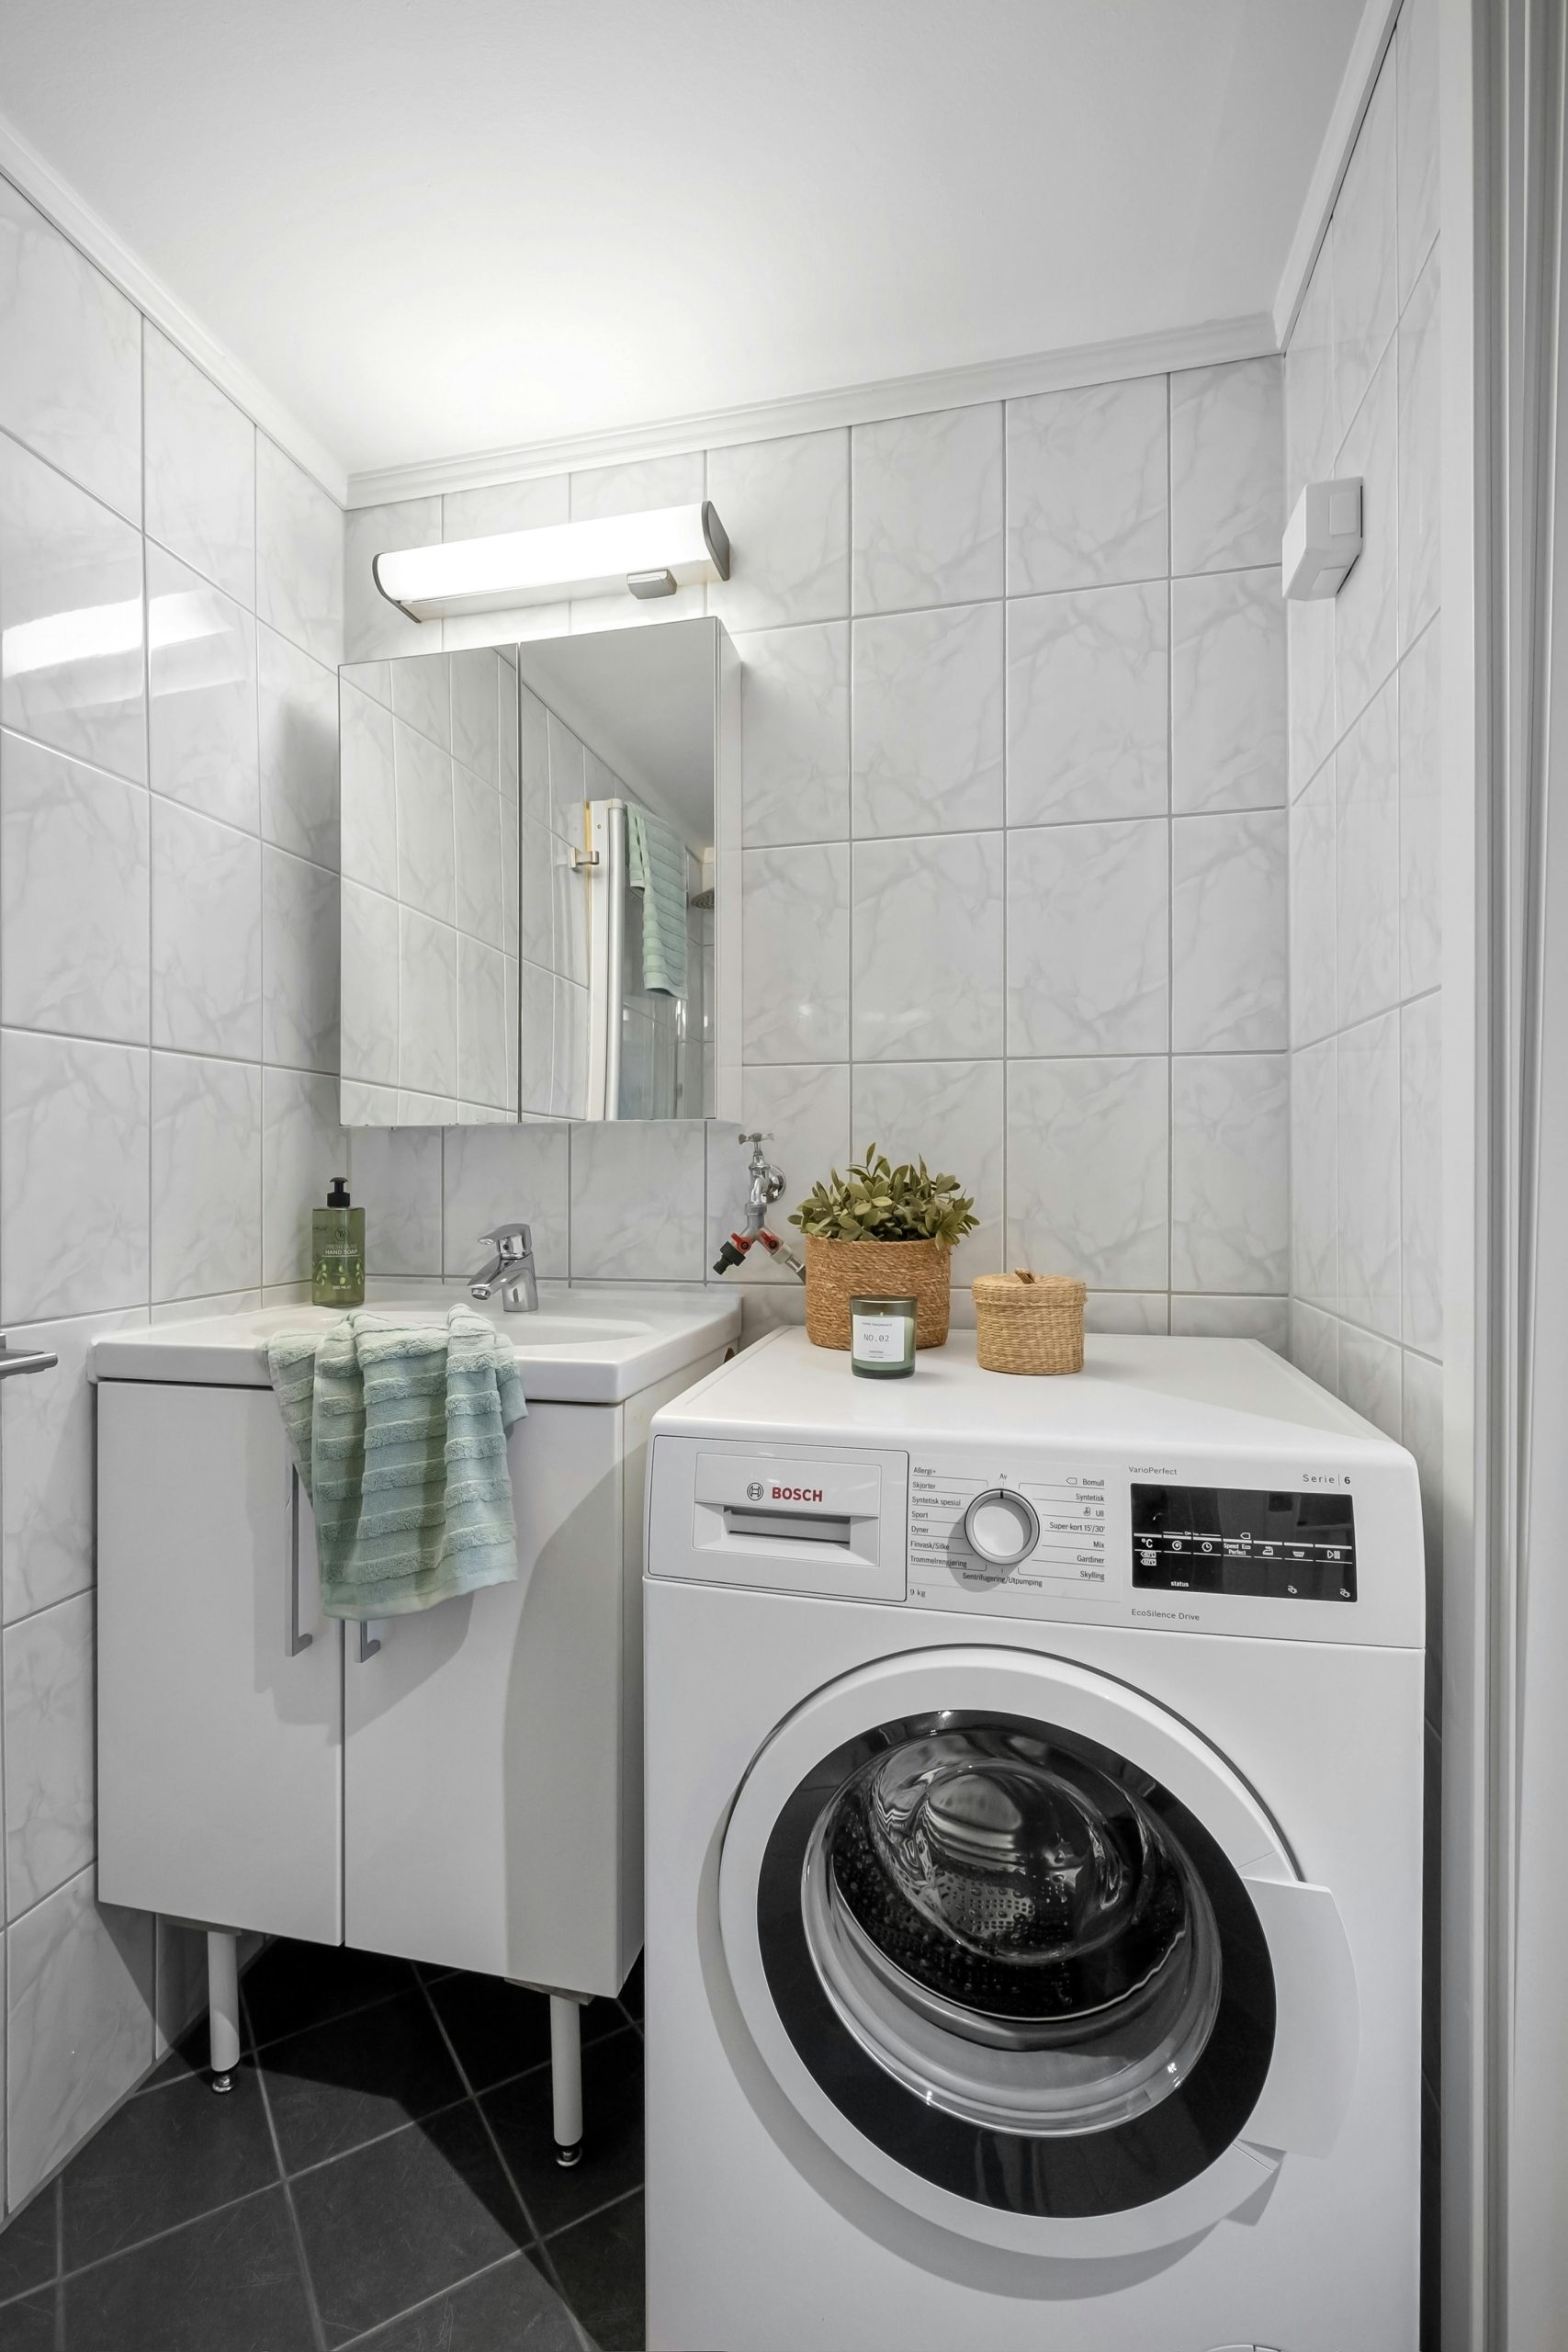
<box><xmin>642</xmin><ymin>1330</ymin><xmax>1425</xmax><ymax>2352</ymax></box>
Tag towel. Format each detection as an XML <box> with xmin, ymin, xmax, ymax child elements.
<box><xmin>267</xmin><ymin>1306</ymin><xmax>527</xmax><ymax>1619</ymax></box>
<box><xmin>625</xmin><ymin>804</ymin><xmax>689</xmax><ymax>998</ymax></box>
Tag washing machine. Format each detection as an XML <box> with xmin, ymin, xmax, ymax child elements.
<box><xmin>643</xmin><ymin>1329</ymin><xmax>1425</xmax><ymax>2352</ymax></box>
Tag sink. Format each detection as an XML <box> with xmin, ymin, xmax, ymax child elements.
<box><xmin>92</xmin><ymin>1285</ymin><xmax>741</xmax><ymax>1405</ymax></box>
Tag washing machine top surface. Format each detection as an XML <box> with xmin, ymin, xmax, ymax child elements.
<box><xmin>649</xmin><ymin>1330</ymin><xmax>1424</xmax><ymax>1650</ymax></box>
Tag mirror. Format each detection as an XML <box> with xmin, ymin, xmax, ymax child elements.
<box><xmin>339</xmin><ymin>616</ymin><xmax>730</xmax><ymax>1125</ymax></box>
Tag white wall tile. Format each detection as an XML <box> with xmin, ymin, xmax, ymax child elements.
<box><xmin>517</xmin><ymin>684</ymin><xmax>550</xmax><ymax>832</ymax></box>
<box><xmin>1400</xmin><ymin>616</ymin><xmax>1442</xmax><ymax>998</ymax></box>
<box><xmin>451</xmin><ymin>650</ymin><xmax>502</xmax><ymax>785</ymax></box>
<box><xmin>340</xmin><ymin>881</ymin><xmax>399</xmax><ymax>1092</ymax></box>
<box><xmin>1007</xmin><ymin>376</ymin><xmax>1168</xmax><ymax>595</ymax></box>
<box><xmin>443</xmin><ymin>1121</ymin><xmax>570</xmax><ymax>1279</ymax></box>
<box><xmin>1006</xmin><ymin>582</ymin><xmax>1168</xmax><ymax>825</ymax></box>
<box><xmin>457</xmin><ymin>935</ymin><xmax>511</xmax><ymax>1110</ymax></box>
<box><xmin>1170</xmin><ymin>1294</ymin><xmax>1288</xmax><ymax>1350</ymax></box>
<box><xmin>1338</xmin><ymin>1321</ymin><xmax>1404</xmax><ymax>1438</ymax></box>
<box><xmin>1334</xmin><ymin>338</ymin><xmax>1398</xmax><ymax>735</ymax></box>
<box><xmin>705</xmin><ymin>1066</ymin><xmax>850</xmax><ymax>1284</ymax></box>
<box><xmin>1291</xmin><ymin>1038</ymin><xmax>1338</xmax><ymax>1311</ymax></box>
<box><xmin>1331</xmin><ymin>46</ymin><xmax>1398</xmax><ymax>435</ymax></box>
<box><xmin>549</xmin><ymin>832</ymin><xmax>589</xmax><ymax>988</ymax></box>
<box><xmin>1336</xmin><ymin>673</ymin><xmax>1400</xmax><ymax>1027</ymax></box>
<box><xmin>1396</xmin><ymin>0</ymin><xmax>1440</xmax><ymax>310</ymax></box>
<box><xmin>570</xmin><ymin>1121</ymin><xmax>707</xmax><ymax>1280</ymax></box>
<box><xmin>150</xmin><ymin>800</ymin><xmax>262</xmax><ymax>1059</ymax></box>
<box><xmin>1170</xmin><ymin>569</ymin><xmax>1286</xmax><ymax>813</ymax></box>
<box><xmin>851</xmin><ymin>405</ymin><xmax>1003</xmax><ymax>613</ymax></box>
<box><xmin>0</xmin><ymin>434</ymin><xmax>145</xmax><ymax>785</ymax></box>
<box><xmin>1287</xmin><ymin>591</ymin><xmax>1336</xmax><ymax>797</ymax></box>
<box><xmin>147</xmin><ymin>544</ymin><xmax>258</xmax><ymax>831</ymax></box>
<box><xmin>259</xmin><ymin>628</ymin><xmax>338</xmax><ymax>869</ymax></box>
<box><xmin>1289</xmin><ymin>1296</ymin><xmax>1340</xmax><ymax>1393</ymax></box>
<box><xmin>1169</xmin><ymin>358</ymin><xmax>1284</xmax><ymax>575</ymax></box>
<box><xmin>392</xmin><ymin>648</ymin><xmax>452</xmax><ymax>752</ymax></box>
<box><xmin>149</xmin><ymin>1052</ymin><xmax>263</xmax><ymax>1300</ymax></box>
<box><xmin>1</xmin><ymin>734</ymin><xmax>149</xmax><ymax>1044</ymax></box>
<box><xmin>518</xmin><ymin>959</ymin><xmax>554</xmax><ymax>1116</ymax></box>
<box><xmin>5</xmin><ymin>1592</ymin><xmax>95</xmax><ymax>1917</ymax></box>
<box><xmin>6</xmin><ymin>1867</ymin><xmax>153</xmax><ymax>2205</ymax></box>
<box><xmin>851</xmin><ymin>603</ymin><xmax>1004</xmax><ymax>836</ymax></box>
<box><xmin>142</xmin><ymin>325</ymin><xmax>254</xmax><ymax>605</ymax></box>
<box><xmin>262</xmin><ymin>850</ymin><xmax>338</xmax><ymax>1072</ymax></box>
<box><xmin>546</xmin><ymin>713</ymin><xmax>584</xmax><ymax>842</ymax></box>
<box><xmin>1084</xmin><ymin>1292</ymin><xmax>1170</xmax><ymax>1335</ymax></box>
<box><xmin>517</xmin><ymin>819</ymin><xmax>553</xmax><ymax>970</ymax></box>
<box><xmin>344</xmin><ymin>498</ymin><xmax>442</xmax><ymax>665</ymax></box>
<box><xmin>340</xmin><ymin>676</ymin><xmax>398</xmax><ymax>895</ymax></box>
<box><xmin>570</xmin><ymin>453</ymin><xmax>704</xmax><ymax>518</ymax></box>
<box><xmin>1286</xmin><ymin>238</ymin><xmax>1336</xmax><ymax>508</ymax></box>
<box><xmin>0</xmin><ymin>1033</ymin><xmax>150</xmax><ymax>1321</ymax></box>
<box><xmin>455</xmin><ymin>767</ymin><xmax>505</xmax><ymax>951</ymax></box>
<box><xmin>1402</xmin><ymin>989</ymin><xmax>1442</xmax><ymax>1356</ymax></box>
<box><xmin>738</xmin><ymin>621</ymin><xmax>850</xmax><ymax>846</ymax></box>
<box><xmin>398</xmin><ymin>910</ymin><xmax>459</xmax><ymax>1101</ymax></box>
<box><xmin>2</xmin><ymin>1311</ymin><xmax>145</xmax><ymax>1624</ymax></box>
<box><xmin>852</xmin><ymin>831</ymin><xmax>1004</xmax><ymax>1060</ymax></box>
<box><xmin>707</xmin><ymin>431</ymin><xmax>850</xmax><ymax>631</ymax></box>
<box><xmin>255</xmin><ymin>435</ymin><xmax>344</xmax><ymax>669</ymax></box>
<box><xmin>394</xmin><ymin>722</ymin><xmax>457</xmax><ymax>926</ymax></box>
<box><xmin>0</xmin><ymin>178</ymin><xmax>141</xmax><ymax>523</ymax></box>
<box><xmin>849</xmin><ymin>1059</ymin><xmax>1003</xmax><ymax>1279</ymax></box>
<box><xmin>742</xmin><ymin>843</ymin><xmax>850</xmax><ymax>1063</ymax></box>
<box><xmin>261</xmin><ymin>1069</ymin><xmax>346</xmax><ymax>1284</ymax></box>
<box><xmin>1289</xmin><ymin>759</ymin><xmax>1337</xmax><ymax>1047</ymax></box>
<box><xmin>1006</xmin><ymin>819</ymin><xmax>1168</xmax><ymax>1055</ymax></box>
<box><xmin>1170</xmin><ymin>1054</ymin><xmax>1289</xmax><ymax>1293</ymax></box>
<box><xmin>1398</xmin><ymin>245</ymin><xmax>1440</xmax><ymax>653</ymax></box>
<box><xmin>1171</xmin><ymin>810</ymin><xmax>1287</xmax><ymax>1050</ymax></box>
<box><xmin>446</xmin><ymin>474</ymin><xmax>570</xmax><ymax>538</ymax></box>
<box><xmin>1337</xmin><ymin>1008</ymin><xmax>1402</xmax><ymax>1337</ymax></box>
<box><xmin>550</xmin><ymin>977</ymin><xmax>589</xmax><ymax>1119</ymax></box>
<box><xmin>1006</xmin><ymin>1056</ymin><xmax>1168</xmax><ymax>1288</ymax></box>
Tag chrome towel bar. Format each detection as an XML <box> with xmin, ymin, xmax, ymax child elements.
<box><xmin>0</xmin><ymin>1337</ymin><xmax>58</xmax><ymax>1379</ymax></box>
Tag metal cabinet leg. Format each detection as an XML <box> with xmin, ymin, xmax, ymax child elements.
<box><xmin>207</xmin><ymin>1930</ymin><xmax>241</xmax><ymax>2093</ymax></box>
<box><xmin>550</xmin><ymin>1994</ymin><xmax>583</xmax><ymax>2167</ymax></box>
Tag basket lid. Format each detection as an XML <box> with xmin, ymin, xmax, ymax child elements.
<box><xmin>971</xmin><ymin>1270</ymin><xmax>1088</xmax><ymax>1307</ymax></box>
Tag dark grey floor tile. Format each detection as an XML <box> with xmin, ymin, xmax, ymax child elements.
<box><xmin>548</xmin><ymin>2191</ymin><xmax>644</xmax><ymax>2352</ymax></box>
<box><xmin>426</xmin><ymin>1974</ymin><xmax>619</xmax><ymax>2097</ymax></box>
<box><xmin>244</xmin><ymin>1939</ymin><xmax>416</xmax><ymax>2051</ymax></box>
<box><xmin>352</xmin><ymin>2248</ymin><xmax>581</xmax><ymax>2349</ymax></box>
<box><xmin>291</xmin><ymin>2103</ymin><xmax>529</xmax><ymax>2346</ymax></box>
<box><xmin>261</xmin><ymin>1991</ymin><xmax>467</xmax><ymax>2173</ymax></box>
<box><xmin>141</xmin><ymin>2021</ymin><xmax>213</xmax><ymax>2091</ymax></box>
<box><xmin>618</xmin><ymin>1953</ymin><xmax>643</xmax><ymax>2021</ymax></box>
<box><xmin>63</xmin><ymin>2186</ymin><xmax>314</xmax><ymax>2352</ymax></box>
<box><xmin>0</xmin><ymin>2182</ymin><xmax>56</xmax><ymax>2304</ymax></box>
<box><xmin>484</xmin><ymin>2029</ymin><xmax>643</xmax><ymax>2240</ymax></box>
<box><xmin>0</xmin><ymin>2286</ymin><xmax>56</xmax><ymax>2349</ymax></box>
<box><xmin>62</xmin><ymin>2060</ymin><xmax>278</xmax><ymax>2270</ymax></box>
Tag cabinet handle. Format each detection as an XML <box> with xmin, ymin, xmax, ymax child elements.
<box><xmin>358</xmin><ymin>1620</ymin><xmax>381</xmax><ymax>1662</ymax></box>
<box><xmin>288</xmin><ymin>1475</ymin><xmax>313</xmax><ymax>1657</ymax></box>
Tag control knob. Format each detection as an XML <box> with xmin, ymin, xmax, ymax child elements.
<box><xmin>962</xmin><ymin>1488</ymin><xmax>1040</xmax><ymax>1568</ymax></box>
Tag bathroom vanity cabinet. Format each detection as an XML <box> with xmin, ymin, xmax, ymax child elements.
<box><xmin>93</xmin><ymin>1293</ymin><xmax>737</xmax><ymax>2039</ymax></box>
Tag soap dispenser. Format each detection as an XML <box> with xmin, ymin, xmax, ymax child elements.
<box><xmin>311</xmin><ymin>1177</ymin><xmax>366</xmax><ymax>1308</ymax></box>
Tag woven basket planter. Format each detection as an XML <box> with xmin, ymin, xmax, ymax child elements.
<box><xmin>804</xmin><ymin>1236</ymin><xmax>952</xmax><ymax>1351</ymax></box>
<box><xmin>973</xmin><ymin>1271</ymin><xmax>1087</xmax><ymax>1375</ymax></box>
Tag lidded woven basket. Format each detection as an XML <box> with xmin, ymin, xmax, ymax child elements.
<box><xmin>972</xmin><ymin>1270</ymin><xmax>1087</xmax><ymax>1375</ymax></box>
<box><xmin>804</xmin><ymin>1236</ymin><xmax>952</xmax><ymax>1351</ymax></box>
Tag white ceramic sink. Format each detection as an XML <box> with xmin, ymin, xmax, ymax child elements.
<box><xmin>91</xmin><ymin>1284</ymin><xmax>741</xmax><ymax>1404</ymax></box>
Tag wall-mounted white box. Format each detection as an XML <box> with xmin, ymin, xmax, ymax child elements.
<box><xmin>1282</xmin><ymin>478</ymin><xmax>1364</xmax><ymax>599</ymax></box>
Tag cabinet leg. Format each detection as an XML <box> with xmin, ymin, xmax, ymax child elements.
<box><xmin>207</xmin><ymin>1930</ymin><xmax>241</xmax><ymax>2093</ymax></box>
<box><xmin>549</xmin><ymin>1995</ymin><xmax>583</xmax><ymax>2167</ymax></box>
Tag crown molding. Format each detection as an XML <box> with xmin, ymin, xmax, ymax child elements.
<box><xmin>1271</xmin><ymin>0</ymin><xmax>1402</xmax><ymax>349</ymax></box>
<box><xmin>0</xmin><ymin>113</ymin><xmax>348</xmax><ymax>505</ymax></box>
<box><xmin>346</xmin><ymin>311</ymin><xmax>1278</xmax><ymax>509</ymax></box>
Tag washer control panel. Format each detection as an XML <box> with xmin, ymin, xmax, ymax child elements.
<box><xmin>909</xmin><ymin>1455</ymin><xmax>1109</xmax><ymax>1611</ymax></box>
<box><xmin>1132</xmin><ymin>1482</ymin><xmax>1357</xmax><ymax>1603</ymax></box>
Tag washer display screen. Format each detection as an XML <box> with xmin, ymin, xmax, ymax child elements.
<box><xmin>1132</xmin><ymin>1484</ymin><xmax>1357</xmax><ymax>1603</ymax></box>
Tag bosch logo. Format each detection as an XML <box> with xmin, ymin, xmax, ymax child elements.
<box><xmin>773</xmin><ymin>1486</ymin><xmax>824</xmax><ymax>1503</ymax></box>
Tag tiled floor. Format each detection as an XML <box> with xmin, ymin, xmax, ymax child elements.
<box><xmin>0</xmin><ymin>1940</ymin><xmax>647</xmax><ymax>2351</ymax></box>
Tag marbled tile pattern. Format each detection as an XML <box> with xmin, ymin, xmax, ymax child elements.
<box><xmin>852</xmin><ymin>404</ymin><xmax>1003</xmax><ymax>614</ymax></box>
<box><xmin>1006</xmin><ymin>820</ymin><xmax>1168</xmax><ymax>1056</ymax></box>
<box><xmin>1006</xmin><ymin>376</ymin><xmax>1168</xmax><ymax>595</ymax></box>
<box><xmin>1168</xmin><ymin>359</ymin><xmax>1284</xmax><ymax>576</ymax></box>
<box><xmin>147</xmin><ymin>543</ymin><xmax>259</xmax><ymax>831</ymax></box>
<box><xmin>1007</xmin><ymin>582</ymin><xmax>1168</xmax><ymax>824</ymax></box>
<box><xmin>1170</xmin><ymin>569</ymin><xmax>1286</xmax><ymax>814</ymax></box>
<box><xmin>738</xmin><ymin>622</ymin><xmax>850</xmax><ymax>845</ymax></box>
<box><xmin>142</xmin><ymin>324</ymin><xmax>254</xmax><ymax>605</ymax></box>
<box><xmin>0</xmin><ymin>175</ymin><xmax>141</xmax><ymax>523</ymax></box>
<box><xmin>851</xmin><ymin>603</ymin><xmax>1004</xmax><ymax>837</ymax></box>
<box><xmin>852</xmin><ymin>831</ymin><xmax>1004</xmax><ymax>1061</ymax></box>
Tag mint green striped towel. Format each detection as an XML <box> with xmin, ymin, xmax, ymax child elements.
<box><xmin>267</xmin><ymin>1306</ymin><xmax>527</xmax><ymax>1619</ymax></box>
<box><xmin>626</xmin><ymin>803</ymin><xmax>688</xmax><ymax>998</ymax></box>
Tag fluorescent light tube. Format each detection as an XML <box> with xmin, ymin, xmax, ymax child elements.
<box><xmin>373</xmin><ymin>501</ymin><xmax>730</xmax><ymax>621</ymax></box>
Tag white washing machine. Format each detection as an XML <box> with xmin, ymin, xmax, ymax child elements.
<box><xmin>643</xmin><ymin>1330</ymin><xmax>1425</xmax><ymax>2352</ymax></box>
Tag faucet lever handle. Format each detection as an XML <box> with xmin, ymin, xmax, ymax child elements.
<box><xmin>479</xmin><ymin>1222</ymin><xmax>532</xmax><ymax>1255</ymax></box>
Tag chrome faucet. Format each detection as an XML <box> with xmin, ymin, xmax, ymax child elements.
<box><xmin>468</xmin><ymin>1223</ymin><xmax>539</xmax><ymax>1313</ymax></box>
<box><xmin>712</xmin><ymin>1133</ymin><xmax>804</xmax><ymax>1279</ymax></box>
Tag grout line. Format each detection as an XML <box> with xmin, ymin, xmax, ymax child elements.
<box><xmin>539</xmin><ymin>2177</ymin><xmax>642</xmax><ymax>2245</ymax></box>
<box><xmin>251</xmin><ymin>2047</ymin><xmax>329</xmax><ymax>2352</ymax></box>
<box><xmin>411</xmin><ymin>1970</ymin><xmax>555</xmax><ymax>2277</ymax></box>
<box><xmin>51</xmin><ymin>2176</ymin><xmax>283</xmax><ymax>2295</ymax></box>
<box><xmin>329</xmin><ymin>2249</ymin><xmax>530</xmax><ymax>2350</ymax></box>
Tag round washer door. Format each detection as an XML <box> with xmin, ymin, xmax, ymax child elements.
<box><xmin>717</xmin><ymin>1646</ymin><xmax>1359</xmax><ymax>2260</ymax></box>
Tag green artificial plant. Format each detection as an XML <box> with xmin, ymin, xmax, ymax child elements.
<box><xmin>790</xmin><ymin>1145</ymin><xmax>978</xmax><ymax>1248</ymax></box>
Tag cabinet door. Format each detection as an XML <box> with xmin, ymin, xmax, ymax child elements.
<box><xmin>97</xmin><ymin>1382</ymin><xmax>343</xmax><ymax>1942</ymax></box>
<box><xmin>343</xmin><ymin>1401</ymin><xmax>624</xmax><ymax>1989</ymax></box>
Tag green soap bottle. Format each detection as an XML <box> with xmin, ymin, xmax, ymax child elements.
<box><xmin>311</xmin><ymin>1176</ymin><xmax>365</xmax><ymax>1308</ymax></box>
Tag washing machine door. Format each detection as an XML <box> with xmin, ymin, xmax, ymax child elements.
<box><xmin>717</xmin><ymin>1646</ymin><xmax>1359</xmax><ymax>2261</ymax></box>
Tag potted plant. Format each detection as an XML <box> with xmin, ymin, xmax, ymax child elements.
<box><xmin>789</xmin><ymin>1146</ymin><xmax>977</xmax><ymax>1351</ymax></box>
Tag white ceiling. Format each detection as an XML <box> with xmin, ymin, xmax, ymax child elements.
<box><xmin>1</xmin><ymin>0</ymin><xmax>1365</xmax><ymax>482</ymax></box>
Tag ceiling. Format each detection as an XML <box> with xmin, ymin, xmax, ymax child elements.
<box><xmin>0</xmin><ymin>1</ymin><xmax>1365</xmax><ymax>482</ymax></box>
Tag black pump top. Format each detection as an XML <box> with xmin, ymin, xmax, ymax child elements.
<box><xmin>327</xmin><ymin>1177</ymin><xmax>351</xmax><ymax>1208</ymax></box>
